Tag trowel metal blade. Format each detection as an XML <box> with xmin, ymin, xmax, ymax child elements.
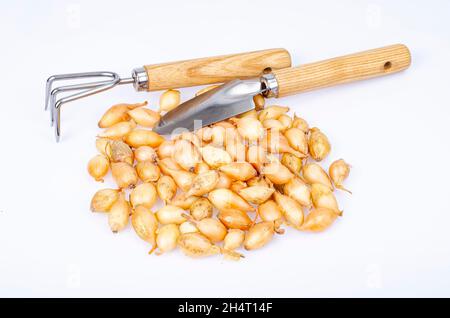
<box><xmin>153</xmin><ymin>78</ymin><xmax>263</xmax><ymax>135</ymax></box>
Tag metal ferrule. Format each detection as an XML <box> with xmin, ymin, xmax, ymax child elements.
<box><xmin>132</xmin><ymin>67</ymin><xmax>149</xmax><ymax>91</ymax></box>
<box><xmin>260</xmin><ymin>72</ymin><xmax>279</xmax><ymax>98</ymax></box>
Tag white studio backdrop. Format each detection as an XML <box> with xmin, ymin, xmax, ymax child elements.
<box><xmin>0</xmin><ymin>0</ymin><xmax>450</xmax><ymax>297</ymax></box>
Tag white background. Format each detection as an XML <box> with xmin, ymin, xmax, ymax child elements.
<box><xmin>1</xmin><ymin>0</ymin><xmax>450</xmax><ymax>297</ymax></box>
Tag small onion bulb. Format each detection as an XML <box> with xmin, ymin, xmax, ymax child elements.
<box><xmin>129</xmin><ymin>183</ymin><xmax>157</xmax><ymax>208</ymax></box>
<box><xmin>87</xmin><ymin>154</ymin><xmax>110</xmax><ymax>182</ymax></box>
<box><xmin>329</xmin><ymin>159</ymin><xmax>351</xmax><ymax>193</ymax></box>
<box><xmin>308</xmin><ymin>127</ymin><xmax>331</xmax><ymax>161</ymax></box>
<box><xmin>156</xmin><ymin>224</ymin><xmax>180</xmax><ymax>254</ymax></box>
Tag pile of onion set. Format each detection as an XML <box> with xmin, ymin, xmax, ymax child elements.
<box><xmin>88</xmin><ymin>87</ymin><xmax>351</xmax><ymax>260</ymax></box>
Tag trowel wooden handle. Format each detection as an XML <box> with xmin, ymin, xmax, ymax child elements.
<box><xmin>144</xmin><ymin>48</ymin><xmax>291</xmax><ymax>91</ymax></box>
<box><xmin>272</xmin><ymin>44</ymin><xmax>411</xmax><ymax>98</ymax></box>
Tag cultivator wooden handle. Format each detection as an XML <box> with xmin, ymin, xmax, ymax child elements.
<box><xmin>144</xmin><ymin>48</ymin><xmax>292</xmax><ymax>91</ymax></box>
<box><xmin>46</xmin><ymin>48</ymin><xmax>292</xmax><ymax>142</ymax></box>
<box><xmin>272</xmin><ymin>44</ymin><xmax>411</xmax><ymax>97</ymax></box>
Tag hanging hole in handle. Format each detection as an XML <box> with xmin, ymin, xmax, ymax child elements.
<box><xmin>383</xmin><ymin>61</ymin><xmax>392</xmax><ymax>71</ymax></box>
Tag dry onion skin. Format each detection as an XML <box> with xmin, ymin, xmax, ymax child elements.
<box><xmin>219</xmin><ymin>162</ymin><xmax>257</xmax><ymax>181</ymax></box>
<box><xmin>262</xmin><ymin>118</ymin><xmax>284</xmax><ymax>131</ymax></box>
<box><xmin>189</xmin><ymin>198</ymin><xmax>213</xmax><ymax>221</ymax></box>
<box><xmin>208</xmin><ymin>189</ymin><xmax>254</xmax><ymax>212</ymax></box>
<box><xmin>283</xmin><ymin>177</ymin><xmax>311</xmax><ymax>207</ymax></box>
<box><xmin>310</xmin><ymin>183</ymin><xmax>342</xmax><ymax>215</ymax></box>
<box><xmin>172</xmin><ymin>139</ymin><xmax>201</xmax><ymax>171</ymax></box>
<box><xmin>159</xmin><ymin>89</ymin><xmax>181</xmax><ymax>112</ymax></box>
<box><xmin>108</xmin><ymin>192</ymin><xmax>130</xmax><ymax>233</ymax></box>
<box><xmin>96</xmin><ymin>138</ymin><xmax>112</xmax><ymax>157</ymax></box>
<box><xmin>127</xmin><ymin>107</ymin><xmax>160</xmax><ymax>128</ymax></box>
<box><xmin>132</xmin><ymin>205</ymin><xmax>158</xmax><ymax>253</ymax></box>
<box><xmin>156</xmin><ymin>205</ymin><xmax>186</xmax><ymax>225</ymax></box>
<box><xmin>108</xmin><ymin>140</ymin><xmax>134</xmax><ymax>165</ymax></box>
<box><xmin>192</xmin><ymin>217</ymin><xmax>227</xmax><ymax>243</ymax></box>
<box><xmin>87</xmin><ymin>154</ymin><xmax>110</xmax><ymax>182</ymax></box>
<box><xmin>280</xmin><ymin>153</ymin><xmax>302</xmax><ymax>176</ymax></box>
<box><xmin>210</xmin><ymin>125</ymin><xmax>226</xmax><ymax>147</ymax></box>
<box><xmin>90</xmin><ymin>188</ymin><xmax>119</xmax><ymax>212</ymax></box>
<box><xmin>278</xmin><ymin>114</ymin><xmax>292</xmax><ymax>131</ymax></box>
<box><xmin>111</xmin><ymin>162</ymin><xmax>138</xmax><ymax>189</ymax></box>
<box><xmin>244</xmin><ymin>221</ymin><xmax>284</xmax><ymax>251</ymax></box>
<box><xmin>329</xmin><ymin>159</ymin><xmax>351</xmax><ymax>193</ymax></box>
<box><xmin>218</xmin><ymin>209</ymin><xmax>252</xmax><ymax>231</ymax></box>
<box><xmin>308</xmin><ymin>127</ymin><xmax>331</xmax><ymax>161</ymax></box>
<box><xmin>175</xmin><ymin>131</ymin><xmax>202</xmax><ymax>148</ymax></box>
<box><xmin>136</xmin><ymin>161</ymin><xmax>160</xmax><ymax>183</ymax></box>
<box><xmin>238</xmin><ymin>109</ymin><xmax>258</xmax><ymax>120</ymax></box>
<box><xmin>88</xmin><ymin>94</ymin><xmax>351</xmax><ymax>259</ymax></box>
<box><xmin>215</xmin><ymin>172</ymin><xmax>233</xmax><ymax>189</ymax></box>
<box><xmin>134</xmin><ymin>146</ymin><xmax>157</xmax><ymax>163</ymax></box>
<box><xmin>157</xmin><ymin>157</ymin><xmax>182</xmax><ymax>173</ymax></box>
<box><xmin>179</xmin><ymin>221</ymin><xmax>198</xmax><ymax>234</ymax></box>
<box><xmin>222</xmin><ymin>229</ymin><xmax>246</xmax><ymax>260</ymax></box>
<box><xmin>261</xmin><ymin>130</ymin><xmax>305</xmax><ymax>159</ymax></box>
<box><xmin>230</xmin><ymin>180</ymin><xmax>247</xmax><ymax>193</ymax></box>
<box><xmin>156</xmin><ymin>175</ymin><xmax>177</xmax><ymax>204</ymax></box>
<box><xmin>156</xmin><ymin>224</ymin><xmax>180</xmax><ymax>254</ymax></box>
<box><xmin>302</xmin><ymin>163</ymin><xmax>333</xmax><ymax>190</ymax></box>
<box><xmin>157</xmin><ymin>140</ymin><xmax>175</xmax><ymax>159</ymax></box>
<box><xmin>98</xmin><ymin>101</ymin><xmax>147</xmax><ymax>128</ymax></box>
<box><xmin>237</xmin><ymin>186</ymin><xmax>274</xmax><ymax>205</ymax></box>
<box><xmin>247</xmin><ymin>175</ymin><xmax>270</xmax><ymax>188</ymax></box>
<box><xmin>201</xmin><ymin>145</ymin><xmax>232</xmax><ymax>168</ymax></box>
<box><xmin>261</xmin><ymin>160</ymin><xmax>294</xmax><ymax>185</ymax></box>
<box><xmin>258</xmin><ymin>106</ymin><xmax>289</xmax><ymax>121</ymax></box>
<box><xmin>171</xmin><ymin>194</ymin><xmax>199</xmax><ymax>210</ymax></box>
<box><xmin>158</xmin><ymin>158</ymin><xmax>195</xmax><ymax>192</ymax></box>
<box><xmin>247</xmin><ymin>145</ymin><xmax>268</xmax><ymax>166</ymax></box>
<box><xmin>284</xmin><ymin>127</ymin><xmax>308</xmax><ymax>155</ymax></box>
<box><xmin>257</xmin><ymin>200</ymin><xmax>283</xmax><ymax>223</ymax></box>
<box><xmin>292</xmin><ymin>113</ymin><xmax>309</xmax><ymax>133</ymax></box>
<box><xmin>274</xmin><ymin>191</ymin><xmax>304</xmax><ymax>229</ymax></box>
<box><xmin>252</xmin><ymin>94</ymin><xmax>265</xmax><ymax>110</ymax></box>
<box><xmin>237</xmin><ymin>117</ymin><xmax>264</xmax><ymax>141</ymax></box>
<box><xmin>194</xmin><ymin>162</ymin><xmax>210</xmax><ymax>174</ymax></box>
<box><xmin>129</xmin><ymin>183</ymin><xmax>157</xmax><ymax>209</ymax></box>
<box><xmin>98</xmin><ymin>121</ymin><xmax>136</xmax><ymax>140</ymax></box>
<box><xmin>186</xmin><ymin>170</ymin><xmax>219</xmax><ymax>197</ymax></box>
<box><xmin>300</xmin><ymin>208</ymin><xmax>337</xmax><ymax>232</ymax></box>
<box><xmin>224</xmin><ymin>229</ymin><xmax>245</xmax><ymax>251</ymax></box>
<box><xmin>124</xmin><ymin>129</ymin><xmax>164</xmax><ymax>148</ymax></box>
<box><xmin>178</xmin><ymin>232</ymin><xmax>220</xmax><ymax>258</ymax></box>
